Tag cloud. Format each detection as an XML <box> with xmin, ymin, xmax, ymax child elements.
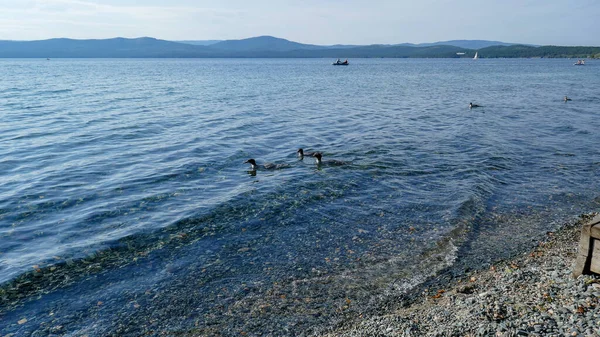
<box><xmin>22</xmin><ymin>0</ymin><xmax>240</xmax><ymax>21</ymax></box>
<box><xmin>0</xmin><ymin>0</ymin><xmax>245</xmax><ymax>40</ymax></box>
<box><xmin>1</xmin><ymin>0</ymin><xmax>241</xmax><ymax>26</ymax></box>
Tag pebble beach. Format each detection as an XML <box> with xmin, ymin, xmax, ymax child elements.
<box><xmin>324</xmin><ymin>213</ymin><xmax>600</xmax><ymax>337</ymax></box>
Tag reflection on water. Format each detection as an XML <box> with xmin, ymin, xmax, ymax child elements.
<box><xmin>1</xmin><ymin>58</ymin><xmax>600</xmax><ymax>335</ymax></box>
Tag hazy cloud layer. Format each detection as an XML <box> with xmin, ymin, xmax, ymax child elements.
<box><xmin>1</xmin><ymin>0</ymin><xmax>598</xmax><ymax>45</ymax></box>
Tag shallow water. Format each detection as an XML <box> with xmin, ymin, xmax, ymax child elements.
<box><xmin>1</xmin><ymin>58</ymin><xmax>600</xmax><ymax>335</ymax></box>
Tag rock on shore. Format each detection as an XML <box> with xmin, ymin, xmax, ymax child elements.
<box><xmin>324</xmin><ymin>214</ymin><xmax>600</xmax><ymax>337</ymax></box>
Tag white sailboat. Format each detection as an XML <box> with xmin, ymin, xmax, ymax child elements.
<box><xmin>473</xmin><ymin>52</ymin><xmax>478</xmax><ymax>60</ymax></box>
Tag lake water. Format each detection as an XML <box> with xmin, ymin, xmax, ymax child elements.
<box><xmin>1</xmin><ymin>58</ymin><xmax>600</xmax><ymax>336</ymax></box>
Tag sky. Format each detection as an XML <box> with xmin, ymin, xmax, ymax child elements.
<box><xmin>1</xmin><ymin>0</ymin><xmax>599</xmax><ymax>46</ymax></box>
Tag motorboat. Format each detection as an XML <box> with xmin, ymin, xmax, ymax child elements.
<box><xmin>574</xmin><ymin>59</ymin><xmax>585</xmax><ymax>65</ymax></box>
<box><xmin>333</xmin><ymin>59</ymin><xmax>349</xmax><ymax>66</ymax></box>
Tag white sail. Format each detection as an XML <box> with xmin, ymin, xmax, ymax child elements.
<box><xmin>473</xmin><ymin>52</ymin><xmax>478</xmax><ymax>60</ymax></box>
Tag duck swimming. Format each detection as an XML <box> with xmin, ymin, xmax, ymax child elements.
<box><xmin>564</xmin><ymin>96</ymin><xmax>572</xmax><ymax>102</ymax></box>
<box><xmin>469</xmin><ymin>102</ymin><xmax>482</xmax><ymax>109</ymax></box>
<box><xmin>297</xmin><ymin>148</ymin><xmax>316</xmax><ymax>159</ymax></box>
<box><xmin>312</xmin><ymin>153</ymin><xmax>347</xmax><ymax>166</ymax></box>
<box><xmin>244</xmin><ymin>159</ymin><xmax>289</xmax><ymax>171</ymax></box>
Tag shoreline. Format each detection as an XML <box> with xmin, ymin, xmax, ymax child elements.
<box><xmin>2</xmin><ymin>212</ymin><xmax>599</xmax><ymax>336</ymax></box>
<box><xmin>323</xmin><ymin>213</ymin><xmax>600</xmax><ymax>337</ymax></box>
<box><xmin>2</xmin><ymin>213</ymin><xmax>598</xmax><ymax>336</ymax></box>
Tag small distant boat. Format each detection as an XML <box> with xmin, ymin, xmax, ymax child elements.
<box><xmin>574</xmin><ymin>59</ymin><xmax>585</xmax><ymax>65</ymax></box>
<box><xmin>473</xmin><ymin>52</ymin><xmax>478</xmax><ymax>60</ymax></box>
<box><xmin>333</xmin><ymin>59</ymin><xmax>349</xmax><ymax>66</ymax></box>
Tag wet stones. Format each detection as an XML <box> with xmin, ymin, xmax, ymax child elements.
<box><xmin>321</xmin><ymin>214</ymin><xmax>600</xmax><ymax>337</ymax></box>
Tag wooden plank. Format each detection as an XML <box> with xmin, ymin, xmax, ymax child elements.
<box><xmin>591</xmin><ymin>239</ymin><xmax>600</xmax><ymax>274</ymax></box>
<box><xmin>589</xmin><ymin>215</ymin><xmax>600</xmax><ymax>227</ymax></box>
<box><xmin>574</xmin><ymin>221</ymin><xmax>595</xmax><ymax>277</ymax></box>
<box><xmin>573</xmin><ymin>215</ymin><xmax>600</xmax><ymax>277</ymax></box>
<box><xmin>591</xmin><ymin>224</ymin><xmax>600</xmax><ymax>239</ymax></box>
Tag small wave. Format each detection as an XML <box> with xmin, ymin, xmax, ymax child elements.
<box><xmin>33</xmin><ymin>89</ymin><xmax>74</xmax><ymax>95</ymax></box>
<box><xmin>553</xmin><ymin>152</ymin><xmax>576</xmax><ymax>157</ymax></box>
<box><xmin>7</xmin><ymin>131</ymin><xmax>54</xmax><ymax>141</ymax></box>
<box><xmin>0</xmin><ymin>87</ymin><xmax>27</xmax><ymax>94</ymax></box>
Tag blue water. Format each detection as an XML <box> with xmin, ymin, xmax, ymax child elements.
<box><xmin>1</xmin><ymin>58</ymin><xmax>600</xmax><ymax>336</ymax></box>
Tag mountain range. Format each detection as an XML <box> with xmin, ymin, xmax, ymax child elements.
<box><xmin>177</xmin><ymin>38</ymin><xmax>520</xmax><ymax>50</ymax></box>
<box><xmin>0</xmin><ymin>36</ymin><xmax>598</xmax><ymax>58</ymax></box>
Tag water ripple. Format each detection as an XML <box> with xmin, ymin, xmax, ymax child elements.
<box><xmin>2</xmin><ymin>58</ymin><xmax>600</xmax><ymax>335</ymax></box>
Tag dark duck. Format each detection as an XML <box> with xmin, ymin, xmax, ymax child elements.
<box><xmin>312</xmin><ymin>153</ymin><xmax>347</xmax><ymax>166</ymax></box>
<box><xmin>244</xmin><ymin>158</ymin><xmax>289</xmax><ymax>171</ymax></box>
<box><xmin>297</xmin><ymin>148</ymin><xmax>316</xmax><ymax>159</ymax></box>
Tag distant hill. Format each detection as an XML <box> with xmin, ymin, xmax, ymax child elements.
<box><xmin>0</xmin><ymin>36</ymin><xmax>598</xmax><ymax>58</ymax></box>
<box><xmin>397</xmin><ymin>40</ymin><xmax>521</xmax><ymax>49</ymax></box>
<box><xmin>208</xmin><ymin>36</ymin><xmax>324</xmax><ymax>52</ymax></box>
<box><xmin>176</xmin><ymin>40</ymin><xmax>222</xmax><ymax>46</ymax></box>
<box><xmin>478</xmin><ymin>45</ymin><xmax>600</xmax><ymax>58</ymax></box>
<box><xmin>175</xmin><ymin>37</ymin><xmax>362</xmax><ymax>50</ymax></box>
<box><xmin>0</xmin><ymin>37</ymin><xmax>210</xmax><ymax>58</ymax></box>
<box><xmin>270</xmin><ymin>44</ymin><xmax>467</xmax><ymax>58</ymax></box>
<box><xmin>174</xmin><ymin>36</ymin><xmax>521</xmax><ymax>53</ymax></box>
